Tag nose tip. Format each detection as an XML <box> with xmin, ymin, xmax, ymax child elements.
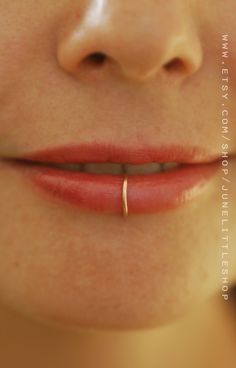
<box><xmin>57</xmin><ymin>1</ymin><xmax>203</xmax><ymax>82</ymax></box>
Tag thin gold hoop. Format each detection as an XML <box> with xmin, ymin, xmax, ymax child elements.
<box><xmin>122</xmin><ymin>175</ymin><xmax>128</xmax><ymax>217</ymax></box>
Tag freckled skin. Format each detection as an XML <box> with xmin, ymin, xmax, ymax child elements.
<box><xmin>0</xmin><ymin>1</ymin><xmax>235</xmax><ymax>363</ymax></box>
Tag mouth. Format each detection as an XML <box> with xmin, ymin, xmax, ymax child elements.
<box><xmin>21</xmin><ymin>161</ymin><xmax>181</xmax><ymax>175</ymax></box>
<box><xmin>6</xmin><ymin>143</ymin><xmax>220</xmax><ymax>215</ymax></box>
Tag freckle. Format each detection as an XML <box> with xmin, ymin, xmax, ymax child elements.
<box><xmin>13</xmin><ymin>261</ymin><xmax>20</xmax><ymax>268</ymax></box>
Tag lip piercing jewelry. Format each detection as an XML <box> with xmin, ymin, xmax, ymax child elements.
<box><xmin>122</xmin><ymin>175</ymin><xmax>128</xmax><ymax>217</ymax></box>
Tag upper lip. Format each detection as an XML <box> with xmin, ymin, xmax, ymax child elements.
<box><xmin>19</xmin><ymin>142</ymin><xmax>220</xmax><ymax>165</ymax></box>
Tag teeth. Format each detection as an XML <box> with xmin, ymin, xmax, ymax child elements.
<box><xmin>48</xmin><ymin>162</ymin><xmax>180</xmax><ymax>174</ymax></box>
<box><xmin>83</xmin><ymin>163</ymin><xmax>123</xmax><ymax>175</ymax></box>
<box><xmin>161</xmin><ymin>162</ymin><xmax>179</xmax><ymax>172</ymax></box>
<box><xmin>49</xmin><ymin>163</ymin><xmax>82</xmax><ymax>171</ymax></box>
<box><xmin>123</xmin><ymin>163</ymin><xmax>161</xmax><ymax>175</ymax></box>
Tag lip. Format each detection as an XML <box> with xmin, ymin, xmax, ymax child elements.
<box><xmin>9</xmin><ymin>143</ymin><xmax>220</xmax><ymax>215</ymax></box>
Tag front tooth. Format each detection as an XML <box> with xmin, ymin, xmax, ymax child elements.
<box><xmin>123</xmin><ymin>163</ymin><xmax>161</xmax><ymax>175</ymax></box>
<box><xmin>83</xmin><ymin>163</ymin><xmax>123</xmax><ymax>174</ymax></box>
<box><xmin>52</xmin><ymin>163</ymin><xmax>82</xmax><ymax>171</ymax></box>
<box><xmin>162</xmin><ymin>162</ymin><xmax>179</xmax><ymax>172</ymax></box>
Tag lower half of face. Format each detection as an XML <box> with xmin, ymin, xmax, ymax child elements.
<box><xmin>0</xmin><ymin>158</ymin><xmax>235</xmax><ymax>331</ymax></box>
<box><xmin>0</xmin><ymin>0</ymin><xmax>236</xmax><ymax>332</ymax></box>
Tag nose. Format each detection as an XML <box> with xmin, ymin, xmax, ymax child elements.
<box><xmin>57</xmin><ymin>0</ymin><xmax>202</xmax><ymax>82</ymax></box>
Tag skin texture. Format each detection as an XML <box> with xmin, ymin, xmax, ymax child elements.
<box><xmin>0</xmin><ymin>0</ymin><xmax>236</xmax><ymax>366</ymax></box>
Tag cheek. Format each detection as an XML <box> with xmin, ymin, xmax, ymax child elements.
<box><xmin>0</xmin><ymin>10</ymin><xmax>32</xmax><ymax>142</ymax></box>
<box><xmin>0</xmin><ymin>6</ymin><xmax>30</xmax><ymax>91</ymax></box>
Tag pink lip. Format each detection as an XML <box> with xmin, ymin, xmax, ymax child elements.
<box><xmin>21</xmin><ymin>142</ymin><xmax>218</xmax><ymax>164</ymax></box>
<box><xmin>12</xmin><ymin>143</ymin><xmax>220</xmax><ymax>215</ymax></box>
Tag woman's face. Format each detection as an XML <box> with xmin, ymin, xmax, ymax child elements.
<box><xmin>0</xmin><ymin>0</ymin><xmax>235</xmax><ymax>330</ymax></box>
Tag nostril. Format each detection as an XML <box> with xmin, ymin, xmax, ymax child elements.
<box><xmin>164</xmin><ymin>58</ymin><xmax>186</xmax><ymax>73</ymax></box>
<box><xmin>84</xmin><ymin>52</ymin><xmax>107</xmax><ymax>66</ymax></box>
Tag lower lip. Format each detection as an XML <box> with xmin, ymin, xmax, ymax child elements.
<box><xmin>12</xmin><ymin>161</ymin><xmax>219</xmax><ymax>215</ymax></box>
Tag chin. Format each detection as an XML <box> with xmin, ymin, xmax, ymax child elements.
<box><xmin>20</xmin><ymin>292</ymin><xmax>212</xmax><ymax>333</ymax></box>
<box><xmin>2</xmin><ymin>264</ymin><xmax>218</xmax><ymax>333</ymax></box>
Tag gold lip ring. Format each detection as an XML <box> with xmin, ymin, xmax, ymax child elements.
<box><xmin>122</xmin><ymin>175</ymin><xmax>128</xmax><ymax>217</ymax></box>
